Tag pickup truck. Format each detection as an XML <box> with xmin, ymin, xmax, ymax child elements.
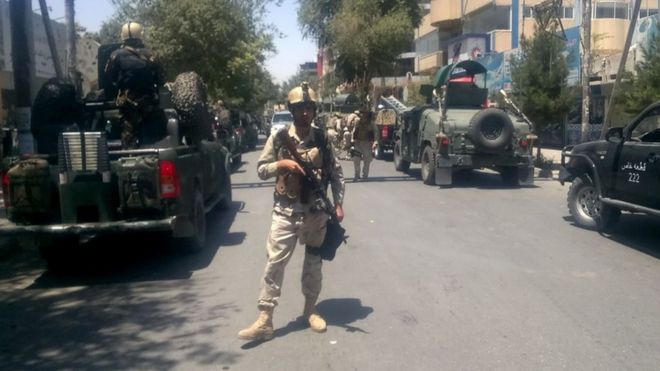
<box><xmin>560</xmin><ymin>101</ymin><xmax>660</xmax><ymax>231</ymax></box>
<box><xmin>0</xmin><ymin>44</ymin><xmax>232</xmax><ymax>268</ymax></box>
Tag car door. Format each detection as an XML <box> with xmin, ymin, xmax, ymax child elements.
<box><xmin>614</xmin><ymin>106</ymin><xmax>660</xmax><ymax>209</ymax></box>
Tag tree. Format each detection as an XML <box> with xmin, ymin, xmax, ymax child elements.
<box><xmin>510</xmin><ymin>18</ymin><xmax>573</xmax><ymax>158</ymax></box>
<box><xmin>298</xmin><ymin>0</ymin><xmax>341</xmax><ymax>46</ymax></box>
<box><xmin>617</xmin><ymin>25</ymin><xmax>660</xmax><ymax>115</ymax></box>
<box><xmin>329</xmin><ymin>0</ymin><xmax>420</xmax><ymax>103</ymax></box>
<box><xmin>99</xmin><ymin>0</ymin><xmax>278</xmax><ymax>112</ymax></box>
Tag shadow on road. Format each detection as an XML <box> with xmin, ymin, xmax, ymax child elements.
<box><xmin>564</xmin><ymin>213</ymin><xmax>660</xmax><ymax>260</ymax></box>
<box><xmin>0</xmin><ymin>202</ymin><xmax>246</xmax><ymax>370</ymax></box>
<box><xmin>392</xmin><ymin>168</ymin><xmax>539</xmax><ymax>189</ymax></box>
<box><xmin>28</xmin><ymin>200</ymin><xmax>244</xmax><ymax>289</ymax></box>
<box><xmin>240</xmin><ymin>297</ymin><xmax>373</xmax><ymax>349</ymax></box>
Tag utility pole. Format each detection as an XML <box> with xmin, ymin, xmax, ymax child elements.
<box><xmin>39</xmin><ymin>0</ymin><xmax>63</xmax><ymax>80</ymax></box>
<box><xmin>65</xmin><ymin>0</ymin><xmax>80</xmax><ymax>95</ymax></box>
<box><xmin>9</xmin><ymin>0</ymin><xmax>34</xmax><ymax>155</ymax></box>
<box><xmin>580</xmin><ymin>0</ymin><xmax>592</xmax><ymax>143</ymax></box>
<box><xmin>601</xmin><ymin>0</ymin><xmax>642</xmax><ymax>137</ymax></box>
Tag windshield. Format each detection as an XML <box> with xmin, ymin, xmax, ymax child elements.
<box><xmin>272</xmin><ymin>112</ymin><xmax>293</xmax><ymax>123</ymax></box>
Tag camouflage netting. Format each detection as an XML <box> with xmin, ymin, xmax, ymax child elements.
<box><xmin>31</xmin><ymin>78</ymin><xmax>80</xmax><ymax>155</ymax></box>
<box><xmin>169</xmin><ymin>72</ymin><xmax>213</xmax><ymax>143</ymax></box>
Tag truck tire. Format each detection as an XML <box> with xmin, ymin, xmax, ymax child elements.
<box><xmin>468</xmin><ymin>108</ymin><xmax>514</xmax><ymax>153</ymax></box>
<box><xmin>169</xmin><ymin>72</ymin><xmax>212</xmax><ymax>143</ymax></box>
<box><xmin>393</xmin><ymin>140</ymin><xmax>410</xmax><ymax>172</ymax></box>
<box><xmin>421</xmin><ymin>146</ymin><xmax>436</xmax><ymax>185</ymax></box>
<box><xmin>218</xmin><ymin>157</ymin><xmax>233</xmax><ymax>209</ymax></box>
<box><xmin>173</xmin><ymin>189</ymin><xmax>206</xmax><ymax>253</ymax></box>
<box><xmin>374</xmin><ymin>143</ymin><xmax>383</xmax><ymax>160</ymax></box>
<box><xmin>567</xmin><ymin>177</ymin><xmax>620</xmax><ymax>231</ymax></box>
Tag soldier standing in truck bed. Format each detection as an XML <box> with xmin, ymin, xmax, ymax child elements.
<box><xmin>105</xmin><ymin>22</ymin><xmax>165</xmax><ymax>149</ymax></box>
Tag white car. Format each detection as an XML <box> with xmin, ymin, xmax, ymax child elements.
<box><xmin>270</xmin><ymin>111</ymin><xmax>294</xmax><ymax>137</ymax></box>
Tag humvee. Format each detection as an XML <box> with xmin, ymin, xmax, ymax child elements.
<box><xmin>0</xmin><ymin>43</ymin><xmax>232</xmax><ymax>267</ymax></box>
<box><xmin>393</xmin><ymin>60</ymin><xmax>535</xmax><ymax>186</ymax></box>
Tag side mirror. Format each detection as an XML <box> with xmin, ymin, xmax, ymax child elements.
<box><xmin>605</xmin><ymin>127</ymin><xmax>623</xmax><ymax>143</ymax></box>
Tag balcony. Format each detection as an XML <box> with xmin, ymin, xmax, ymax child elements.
<box><xmin>430</xmin><ymin>0</ymin><xmax>462</xmax><ymax>30</ymax></box>
<box><xmin>416</xmin><ymin>51</ymin><xmax>445</xmax><ymax>73</ymax></box>
<box><xmin>487</xmin><ymin>30</ymin><xmax>512</xmax><ymax>52</ymax></box>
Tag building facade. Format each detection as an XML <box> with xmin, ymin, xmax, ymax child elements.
<box><xmin>415</xmin><ymin>0</ymin><xmax>660</xmax><ymax>74</ymax></box>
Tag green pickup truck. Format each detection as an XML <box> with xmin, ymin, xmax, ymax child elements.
<box><xmin>0</xmin><ymin>45</ymin><xmax>232</xmax><ymax>267</ymax></box>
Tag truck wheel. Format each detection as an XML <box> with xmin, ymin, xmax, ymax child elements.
<box><xmin>374</xmin><ymin>144</ymin><xmax>383</xmax><ymax>160</ymax></box>
<box><xmin>500</xmin><ymin>166</ymin><xmax>520</xmax><ymax>186</ymax></box>
<box><xmin>174</xmin><ymin>189</ymin><xmax>206</xmax><ymax>253</ymax></box>
<box><xmin>38</xmin><ymin>235</ymin><xmax>80</xmax><ymax>271</ymax></box>
<box><xmin>218</xmin><ymin>172</ymin><xmax>232</xmax><ymax>209</ymax></box>
<box><xmin>468</xmin><ymin>108</ymin><xmax>514</xmax><ymax>153</ymax></box>
<box><xmin>393</xmin><ymin>140</ymin><xmax>410</xmax><ymax>172</ymax></box>
<box><xmin>231</xmin><ymin>153</ymin><xmax>242</xmax><ymax>171</ymax></box>
<box><xmin>421</xmin><ymin>146</ymin><xmax>436</xmax><ymax>185</ymax></box>
<box><xmin>567</xmin><ymin>177</ymin><xmax>620</xmax><ymax>231</ymax></box>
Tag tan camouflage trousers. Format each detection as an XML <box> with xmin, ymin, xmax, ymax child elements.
<box><xmin>352</xmin><ymin>140</ymin><xmax>374</xmax><ymax>178</ymax></box>
<box><xmin>257</xmin><ymin>210</ymin><xmax>328</xmax><ymax>310</ymax></box>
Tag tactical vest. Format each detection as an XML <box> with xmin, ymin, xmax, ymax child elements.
<box><xmin>353</xmin><ymin>120</ymin><xmax>375</xmax><ymax>141</ymax></box>
<box><xmin>273</xmin><ymin>127</ymin><xmax>331</xmax><ymax>204</ymax></box>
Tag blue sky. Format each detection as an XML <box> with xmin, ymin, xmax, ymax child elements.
<box><xmin>34</xmin><ymin>0</ymin><xmax>316</xmax><ymax>84</ymax></box>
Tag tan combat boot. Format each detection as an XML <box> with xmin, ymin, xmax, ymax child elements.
<box><xmin>303</xmin><ymin>299</ymin><xmax>327</xmax><ymax>333</ymax></box>
<box><xmin>238</xmin><ymin>309</ymin><xmax>274</xmax><ymax>341</ymax></box>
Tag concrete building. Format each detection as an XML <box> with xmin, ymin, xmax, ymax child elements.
<box><xmin>0</xmin><ymin>0</ymin><xmax>99</xmax><ymax>122</ymax></box>
<box><xmin>415</xmin><ymin>0</ymin><xmax>660</xmax><ymax>75</ymax></box>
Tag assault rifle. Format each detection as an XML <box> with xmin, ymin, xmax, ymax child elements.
<box><xmin>276</xmin><ymin>128</ymin><xmax>348</xmax><ymax>260</ymax></box>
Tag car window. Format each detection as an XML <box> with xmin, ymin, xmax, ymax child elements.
<box><xmin>631</xmin><ymin>110</ymin><xmax>660</xmax><ymax>140</ymax></box>
<box><xmin>272</xmin><ymin>112</ymin><xmax>293</xmax><ymax>123</ymax></box>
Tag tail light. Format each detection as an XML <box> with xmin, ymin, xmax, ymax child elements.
<box><xmin>1</xmin><ymin>171</ymin><xmax>9</xmax><ymax>208</ymax></box>
<box><xmin>380</xmin><ymin>126</ymin><xmax>389</xmax><ymax>139</ymax></box>
<box><xmin>519</xmin><ymin>139</ymin><xmax>529</xmax><ymax>150</ymax></box>
<box><xmin>440</xmin><ymin>137</ymin><xmax>450</xmax><ymax>147</ymax></box>
<box><xmin>159</xmin><ymin>160</ymin><xmax>180</xmax><ymax>199</ymax></box>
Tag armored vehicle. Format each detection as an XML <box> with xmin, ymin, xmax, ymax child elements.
<box><xmin>373</xmin><ymin>96</ymin><xmax>405</xmax><ymax>160</ymax></box>
<box><xmin>393</xmin><ymin>60</ymin><xmax>535</xmax><ymax>186</ymax></box>
<box><xmin>560</xmin><ymin>101</ymin><xmax>660</xmax><ymax>231</ymax></box>
<box><xmin>0</xmin><ymin>43</ymin><xmax>232</xmax><ymax>266</ymax></box>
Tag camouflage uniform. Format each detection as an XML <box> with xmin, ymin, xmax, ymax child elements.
<box><xmin>105</xmin><ymin>43</ymin><xmax>164</xmax><ymax>149</ymax></box>
<box><xmin>255</xmin><ymin>124</ymin><xmax>345</xmax><ymax>310</ymax></box>
<box><xmin>351</xmin><ymin>115</ymin><xmax>378</xmax><ymax>179</ymax></box>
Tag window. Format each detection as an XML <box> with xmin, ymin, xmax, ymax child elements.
<box><xmin>594</xmin><ymin>1</ymin><xmax>629</xmax><ymax>19</ymax></box>
<box><xmin>562</xmin><ymin>6</ymin><xmax>574</xmax><ymax>19</ymax></box>
<box><xmin>523</xmin><ymin>6</ymin><xmax>533</xmax><ymax>18</ymax></box>
<box><xmin>640</xmin><ymin>1</ymin><xmax>659</xmax><ymax>18</ymax></box>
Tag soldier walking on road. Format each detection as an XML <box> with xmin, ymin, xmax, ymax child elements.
<box><xmin>238</xmin><ymin>83</ymin><xmax>345</xmax><ymax>342</ymax></box>
<box><xmin>105</xmin><ymin>22</ymin><xmax>165</xmax><ymax>149</ymax></box>
<box><xmin>351</xmin><ymin>111</ymin><xmax>378</xmax><ymax>180</ymax></box>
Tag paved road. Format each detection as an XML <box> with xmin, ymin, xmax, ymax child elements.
<box><xmin>1</xmin><ymin>142</ymin><xmax>660</xmax><ymax>370</ymax></box>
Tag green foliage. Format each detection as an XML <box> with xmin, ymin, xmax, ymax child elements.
<box><xmin>618</xmin><ymin>25</ymin><xmax>660</xmax><ymax>114</ymax></box>
<box><xmin>298</xmin><ymin>0</ymin><xmax>341</xmax><ymax>46</ymax></box>
<box><xmin>509</xmin><ymin>23</ymin><xmax>573</xmax><ymax>134</ymax></box>
<box><xmin>329</xmin><ymin>0</ymin><xmax>418</xmax><ymax>99</ymax></box>
<box><xmin>100</xmin><ymin>0</ymin><xmax>278</xmax><ymax>112</ymax></box>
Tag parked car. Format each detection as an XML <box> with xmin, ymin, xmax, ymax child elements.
<box><xmin>560</xmin><ymin>101</ymin><xmax>660</xmax><ymax>231</ymax></box>
<box><xmin>270</xmin><ymin>110</ymin><xmax>294</xmax><ymax>137</ymax></box>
